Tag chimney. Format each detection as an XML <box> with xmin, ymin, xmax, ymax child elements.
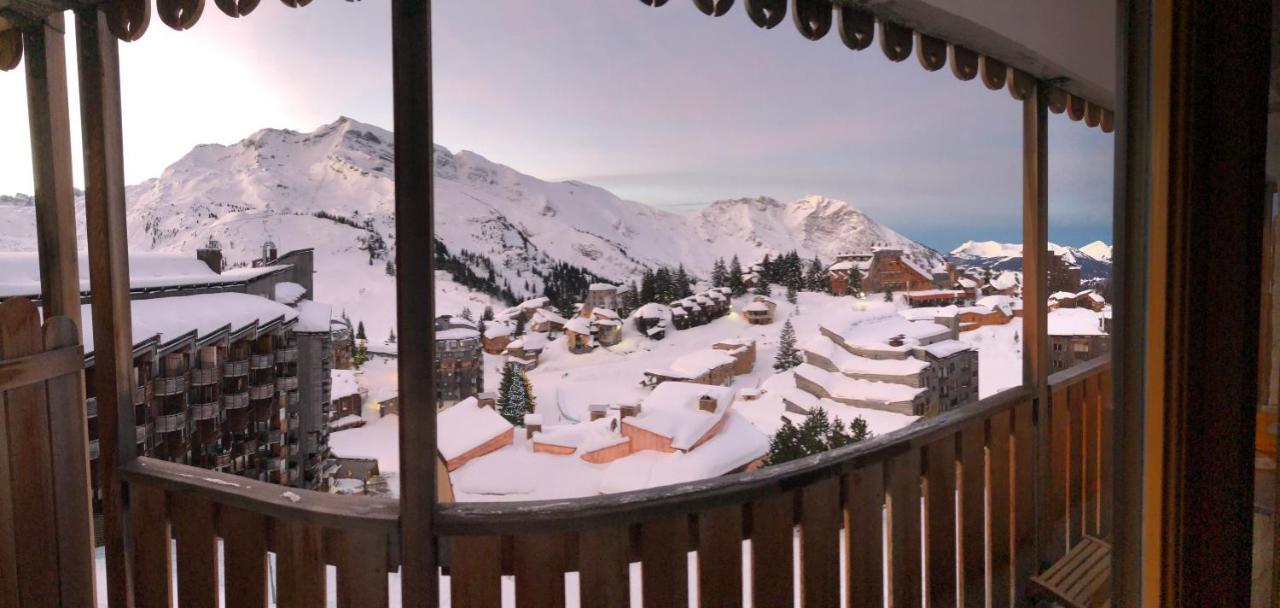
<box><xmin>197</xmin><ymin>239</ymin><xmax>224</xmax><ymax>274</ymax></box>
<box><xmin>476</xmin><ymin>392</ymin><xmax>497</xmax><ymax>409</ymax></box>
<box><xmin>262</xmin><ymin>240</ymin><xmax>278</xmax><ymax>265</ymax></box>
<box><xmin>947</xmin><ymin>262</ymin><xmax>957</xmax><ymax>283</ymax></box>
<box><xmin>888</xmin><ymin>334</ymin><xmax>906</xmax><ymax>347</ymax></box>
<box><xmin>524</xmin><ymin>413</ymin><xmax>542</xmax><ymax>439</ymax></box>
<box><xmin>698</xmin><ymin>394</ymin><xmax>718</xmax><ymax>413</ymax></box>
<box><xmin>589</xmin><ymin>404</ymin><xmax>609</xmax><ymax>421</ymax></box>
<box><xmin>619</xmin><ymin>403</ymin><xmax>641</xmax><ymax>419</ymax></box>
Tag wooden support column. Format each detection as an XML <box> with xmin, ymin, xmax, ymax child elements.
<box><xmin>391</xmin><ymin>1</ymin><xmax>437</xmax><ymax>606</ymax></box>
<box><xmin>75</xmin><ymin>8</ymin><xmax>137</xmax><ymax>608</ymax></box>
<box><xmin>1021</xmin><ymin>79</ymin><xmax>1050</xmax><ymax>592</ymax></box>
<box><xmin>23</xmin><ymin>13</ymin><xmax>81</xmax><ymax>326</ymax></box>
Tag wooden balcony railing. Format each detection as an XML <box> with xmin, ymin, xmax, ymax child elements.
<box><xmin>114</xmin><ymin>356</ymin><xmax>1110</xmax><ymax>607</ymax></box>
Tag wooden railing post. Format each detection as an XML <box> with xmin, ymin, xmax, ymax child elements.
<box><xmin>391</xmin><ymin>1</ymin><xmax>438</xmax><ymax>606</ymax></box>
<box><xmin>75</xmin><ymin>8</ymin><xmax>138</xmax><ymax>607</ymax></box>
<box><xmin>1022</xmin><ymin>78</ymin><xmax>1050</xmax><ymax>595</ymax></box>
<box><xmin>23</xmin><ymin>12</ymin><xmax>81</xmax><ymax>327</ymax></box>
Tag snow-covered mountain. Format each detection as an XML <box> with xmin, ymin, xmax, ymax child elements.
<box><xmin>0</xmin><ymin>117</ymin><xmax>944</xmax><ymax>338</ymax></box>
<box><xmin>948</xmin><ymin>239</ymin><xmax>1113</xmax><ymax>280</ymax></box>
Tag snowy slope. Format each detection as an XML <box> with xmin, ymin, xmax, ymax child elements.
<box><xmin>948</xmin><ymin>239</ymin><xmax>1113</xmax><ymax>280</ymax></box>
<box><xmin>0</xmin><ymin>117</ymin><xmax>945</xmax><ymax>338</ymax></box>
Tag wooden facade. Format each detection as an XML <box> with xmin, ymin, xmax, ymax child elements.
<box><xmin>0</xmin><ymin>0</ymin><xmax>1272</xmax><ymax>606</ymax></box>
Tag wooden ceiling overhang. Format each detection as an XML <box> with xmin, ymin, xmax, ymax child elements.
<box><xmin>0</xmin><ymin>0</ymin><xmax>1113</xmax><ymax>132</ymax></box>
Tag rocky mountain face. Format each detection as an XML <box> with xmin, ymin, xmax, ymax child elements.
<box><xmin>948</xmin><ymin>240</ymin><xmax>1113</xmax><ymax>281</ymax></box>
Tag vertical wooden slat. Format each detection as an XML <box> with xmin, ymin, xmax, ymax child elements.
<box><xmin>1042</xmin><ymin>387</ymin><xmax>1069</xmax><ymax>564</ymax></box>
<box><xmin>75</xmin><ymin>10</ymin><xmax>138</xmax><ymax>607</ymax></box>
<box><xmin>925</xmin><ymin>434</ymin><xmax>957</xmax><ymax>608</ymax></box>
<box><xmin>0</xmin><ymin>330</ymin><xmax>16</xmax><ymax>608</ymax></box>
<box><xmin>1068</xmin><ymin>382</ymin><xmax>1085</xmax><ymax>549</ymax></box>
<box><xmin>514</xmin><ymin>533</ymin><xmax>567</xmax><ymax>608</ymax></box>
<box><xmin>337</xmin><ymin>530</ymin><xmax>389</xmax><ymax>608</ymax></box>
<box><xmin>959</xmin><ymin>421</ymin><xmax>986</xmax><ymax>608</ymax></box>
<box><xmin>846</xmin><ymin>462</ymin><xmax>884</xmax><ymax>608</ymax></box>
<box><xmin>698</xmin><ymin>505</ymin><xmax>743</xmax><ymax>608</ymax></box>
<box><xmin>171</xmin><ymin>492</ymin><xmax>217</xmax><ymax>608</ymax></box>
<box><xmin>130</xmin><ymin>484</ymin><xmax>171</xmax><ymax>608</ymax></box>
<box><xmin>42</xmin><ymin>318</ymin><xmax>96</xmax><ymax>608</ymax></box>
<box><xmin>451</xmin><ymin>536</ymin><xmax>502</xmax><ymax>608</ymax></box>
<box><xmin>1084</xmin><ymin>375</ymin><xmax>1101</xmax><ymax>537</ymax></box>
<box><xmin>1099</xmin><ymin>366</ymin><xmax>1113</xmax><ymax>539</ymax></box>
<box><xmin>0</xmin><ymin>299</ymin><xmax>61</xmax><ymax>607</ymax></box>
<box><xmin>751</xmin><ymin>492</ymin><xmax>794</xmax><ymax>608</ymax></box>
<box><xmin>221</xmin><ymin>507</ymin><xmax>268</xmax><ymax>608</ymax></box>
<box><xmin>25</xmin><ymin>13</ymin><xmax>82</xmax><ymax>327</ymax></box>
<box><xmin>1012</xmin><ymin>401</ymin><xmax>1036</xmax><ymax>600</ymax></box>
<box><xmin>888</xmin><ymin>448</ymin><xmax>922</xmax><ymax>608</ymax></box>
<box><xmin>578</xmin><ymin>527</ymin><xmax>630</xmax><ymax>608</ymax></box>
<box><xmin>988</xmin><ymin>410</ymin><xmax>1013</xmax><ymax>608</ymax></box>
<box><xmin>801</xmin><ymin>477</ymin><xmax>841</xmax><ymax>608</ymax></box>
<box><xmin>275</xmin><ymin>521</ymin><xmax>325</xmax><ymax>608</ymax></box>
<box><xmin>640</xmin><ymin>515</ymin><xmax>688</xmax><ymax>608</ymax></box>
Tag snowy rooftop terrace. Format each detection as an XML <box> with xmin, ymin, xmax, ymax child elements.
<box><xmin>821</xmin><ymin>312</ymin><xmax>953</xmax><ymax>352</ymax></box>
<box><xmin>69</xmin><ymin>292</ymin><xmax>300</xmax><ymax>354</ymax></box>
<box><xmin>0</xmin><ymin>251</ymin><xmax>288</xmax><ymax>299</ymax></box>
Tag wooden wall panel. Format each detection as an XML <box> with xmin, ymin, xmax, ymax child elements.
<box><xmin>514</xmin><ymin>533</ymin><xmax>567</xmax><ymax>608</ymax></box>
<box><xmin>925</xmin><ymin>434</ymin><xmax>957</xmax><ymax>607</ymax></box>
<box><xmin>800</xmin><ymin>477</ymin><xmax>841</xmax><ymax>607</ymax></box>
<box><xmin>889</xmin><ymin>448</ymin><xmax>922</xmax><ymax>607</ymax></box>
<box><xmin>577</xmin><ymin>527</ymin><xmax>630</xmax><ymax>608</ymax></box>
<box><xmin>640</xmin><ymin>515</ymin><xmax>688</xmax><ymax>608</ymax></box>
<box><xmin>988</xmin><ymin>410</ymin><xmax>1014</xmax><ymax>608</ymax></box>
<box><xmin>697</xmin><ymin>504</ymin><xmax>743</xmax><ymax>608</ymax></box>
<box><xmin>959</xmin><ymin>421</ymin><xmax>986</xmax><ymax>607</ymax></box>
<box><xmin>221</xmin><ymin>507</ymin><xmax>268</xmax><ymax>608</ymax></box>
<box><xmin>846</xmin><ymin>463</ymin><xmax>884</xmax><ymax>608</ymax></box>
<box><xmin>751</xmin><ymin>492</ymin><xmax>794</xmax><ymax>607</ymax></box>
<box><xmin>450</xmin><ymin>536</ymin><xmax>502</xmax><ymax>608</ymax></box>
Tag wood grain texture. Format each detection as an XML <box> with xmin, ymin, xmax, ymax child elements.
<box><xmin>800</xmin><ymin>476</ymin><xmax>841</xmax><ymax>608</ymax></box>
<box><xmin>1012</xmin><ymin>400</ymin><xmax>1037</xmax><ymax>600</ymax></box>
<box><xmin>697</xmin><ymin>504</ymin><xmax>743</xmax><ymax>608</ymax></box>
<box><xmin>1042</xmin><ymin>387</ymin><xmax>1069</xmax><ymax>565</ymax></box>
<box><xmin>513</xmin><ymin>533</ymin><xmax>566</xmax><ymax>608</ymax></box>
<box><xmin>988</xmin><ymin>410</ymin><xmax>1013</xmax><ymax>608</ymax></box>
<box><xmin>750</xmin><ymin>492</ymin><xmax>794</xmax><ymax>608</ymax></box>
<box><xmin>845</xmin><ymin>462</ymin><xmax>884</xmax><ymax>608</ymax></box>
<box><xmin>577</xmin><ymin>527</ymin><xmax>630</xmax><ymax>608</ymax></box>
<box><xmin>0</xmin><ymin>298</ymin><xmax>61</xmax><ymax>606</ymax></box>
<box><xmin>924</xmin><ymin>434</ymin><xmax>957</xmax><ymax>608</ymax></box>
<box><xmin>275</xmin><ymin>521</ymin><xmax>325</xmax><ymax>608</ymax></box>
<box><xmin>640</xmin><ymin>515</ymin><xmax>688</xmax><ymax>608</ymax></box>
<box><xmin>959</xmin><ymin>421</ymin><xmax>986</xmax><ymax>608</ymax></box>
<box><xmin>1068</xmin><ymin>382</ymin><xmax>1085</xmax><ymax>549</ymax></box>
<box><xmin>888</xmin><ymin>448</ymin><xmax>922</xmax><ymax>608</ymax></box>
<box><xmin>131</xmin><ymin>483</ymin><xmax>172</xmax><ymax>608</ymax></box>
<box><xmin>337</xmin><ymin>529</ymin><xmax>389</xmax><ymax>608</ymax></box>
<box><xmin>221</xmin><ymin>506</ymin><xmax>268</xmax><ymax>608</ymax></box>
<box><xmin>171</xmin><ymin>492</ymin><xmax>218</xmax><ymax>608</ymax></box>
<box><xmin>450</xmin><ymin>536</ymin><xmax>502</xmax><ymax>608</ymax></box>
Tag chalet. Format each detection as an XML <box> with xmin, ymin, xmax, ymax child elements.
<box><xmin>632</xmin><ymin>302</ymin><xmax>670</xmax><ymax>339</ymax></box>
<box><xmin>712</xmin><ymin>338</ymin><xmax>757</xmax><ymax>375</ymax></box>
<box><xmin>480</xmin><ymin>322</ymin><xmax>513</xmax><ymax>354</ymax></box>
<box><xmin>643</xmin><ymin>348</ymin><xmax>740</xmax><ymax>387</ymax></box>
<box><xmin>955</xmin><ymin>303</ymin><xmax>1015</xmax><ymax>331</ymax></box>
<box><xmin>986</xmin><ymin>270</ymin><xmax>1021</xmax><ymax>296</ymax></box>
<box><xmin>862</xmin><ymin>249</ymin><xmax>937</xmax><ymax>294</ymax></box>
<box><xmin>590</xmin><ymin>307</ymin><xmax>623</xmax><ymax>347</ymax></box>
<box><xmin>742</xmin><ymin>296</ymin><xmax>777</xmax><ymax>325</ymax></box>
<box><xmin>827</xmin><ymin>252</ymin><xmax>874</xmax><ymax>296</ymax></box>
<box><xmin>584</xmin><ymin>283</ymin><xmax>629</xmax><ymax>313</ymax></box>
<box><xmin>904</xmin><ymin>288</ymin><xmax>969</xmax><ymax>307</ymax></box>
<box><xmin>437</xmin><ymin>396</ymin><xmax>514</xmax><ymax>471</ymax></box>
<box><xmin>330</xmin><ymin>368</ymin><xmax>365</xmax><ymax>419</ymax></box>
<box><xmin>505</xmin><ymin>332</ymin><xmax>547</xmax><ymax>369</ymax></box>
<box><xmin>528</xmin><ymin>308</ymin><xmax>568</xmax><ymax>334</ymax></box>
<box><xmin>621</xmin><ymin>383</ymin><xmax>738</xmax><ymax>454</ymax></box>
<box><xmin>563</xmin><ymin>316</ymin><xmax>596</xmax><ymax>354</ymax></box>
<box><xmin>532</xmin><ymin>417</ymin><xmax>632</xmax><ymax>464</ymax></box>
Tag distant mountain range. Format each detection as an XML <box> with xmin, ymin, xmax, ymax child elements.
<box><xmin>948</xmin><ymin>240</ymin><xmax>1113</xmax><ymax>281</ymax></box>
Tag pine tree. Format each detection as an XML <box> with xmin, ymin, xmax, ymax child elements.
<box><xmin>754</xmin><ymin>279</ymin><xmax>772</xmax><ymax>297</ymax></box>
<box><xmin>711</xmin><ymin>258</ymin><xmax>727</xmax><ymax>287</ymax></box>
<box><xmin>883</xmin><ymin>288</ymin><xmax>893</xmax><ymax>303</ymax></box>
<box><xmin>786</xmin><ymin>283</ymin><xmax>798</xmax><ymax>305</ymax></box>
<box><xmin>764</xmin><ymin>418</ymin><xmax>806</xmax><ymax>466</ymax></box>
<box><xmin>728</xmin><ymin>256</ymin><xmax>745</xmax><ymax>296</ymax></box>
<box><xmin>798</xmin><ymin>407</ymin><xmax>834</xmax><ymax>455</ymax></box>
<box><xmin>674</xmin><ymin>265</ymin><xmax>690</xmax><ymax>299</ymax></box>
<box><xmin>555</xmin><ymin>298</ymin><xmax>575</xmax><ymax>320</ymax></box>
<box><xmin>760</xmin><ymin>254</ymin><xmax>773</xmax><ymax>284</ymax></box>
<box><xmin>640</xmin><ymin>270</ymin><xmax>657</xmax><ymax>304</ymax></box>
<box><xmin>482</xmin><ymin>306</ymin><xmax>495</xmax><ymax>321</ymax></box>
<box><xmin>387</xmin><ymin>328</ymin><xmax>397</xmax><ymax>344</ymax></box>
<box><xmin>461</xmin><ymin>307</ymin><xmax>473</xmax><ymax>321</ymax></box>
<box><xmin>497</xmin><ymin>364</ymin><xmax>536</xmax><ymax>425</ymax></box>
<box><xmin>384</xmin><ymin>259</ymin><xmax>396</xmax><ymax>277</ymax></box>
<box><xmin>514</xmin><ymin>315</ymin><xmax>527</xmax><ymax>337</ymax></box>
<box><xmin>805</xmin><ymin>257</ymin><xmax>825</xmax><ymax>291</ymax></box>
<box><xmin>353</xmin><ymin>339</ymin><xmax>368</xmax><ymax>370</ymax></box>
<box><xmin>847</xmin><ymin>269</ymin><xmax>863</xmax><ymax>297</ymax></box>
<box><xmin>356</xmin><ymin>321</ymin><xmax>367</xmax><ymax>341</ymax></box>
<box><xmin>774</xmin><ymin>320</ymin><xmax>803</xmax><ymax>371</ymax></box>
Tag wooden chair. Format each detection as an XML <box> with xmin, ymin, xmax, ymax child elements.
<box><xmin>1030</xmin><ymin>535</ymin><xmax>1112</xmax><ymax>608</ymax></box>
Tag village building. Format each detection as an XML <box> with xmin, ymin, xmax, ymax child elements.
<box><xmin>528</xmin><ymin>308</ymin><xmax>568</xmax><ymax>334</ymax></box>
<box><xmin>862</xmin><ymin>249</ymin><xmax>938</xmax><ymax>294</ymax></box>
<box><xmin>644</xmin><ymin>348</ymin><xmax>740</xmax><ymax>387</ymax></box>
<box><xmin>797</xmin><ymin>314</ymin><xmax>978</xmax><ymax>416</ymax></box>
<box><xmin>632</xmin><ymin>302</ymin><xmax>670</xmax><ymax>340</ymax></box>
<box><xmin>434</xmin><ymin>315</ymin><xmax>484</xmax><ymax>408</ymax></box>
<box><xmin>584</xmin><ymin>283</ymin><xmax>629</xmax><ymax>313</ymax></box>
<box><xmin>1046</xmin><ymin>249</ymin><xmax>1083</xmax><ymax>293</ymax></box>
<box><xmin>954</xmin><ymin>302</ymin><xmax>1016</xmax><ymax>331</ymax></box>
<box><xmin>496</xmin><ymin>297</ymin><xmax>551</xmax><ymax>325</ymax></box>
<box><xmin>668</xmin><ymin>288</ymin><xmax>730</xmax><ymax>330</ymax></box>
<box><xmin>986</xmin><ymin>270</ymin><xmax>1021</xmax><ymax>296</ymax></box>
<box><xmin>1048</xmin><ymin>308</ymin><xmax>1111</xmax><ymax>371</ymax></box>
<box><xmin>712</xmin><ymin>338</ymin><xmax>757</xmax><ymax>375</ymax></box>
<box><xmin>437</xmin><ymin>397</ymin><xmax>514</xmax><ymax>471</ymax></box>
<box><xmin>904</xmin><ymin>288</ymin><xmax>970</xmax><ymax>307</ymax></box>
<box><xmin>480</xmin><ymin>323</ymin><xmax>514</xmax><ymax>354</ymax></box>
<box><xmin>826</xmin><ymin>252</ymin><xmax>873</xmax><ymax>295</ymax></box>
<box><xmin>532</xmin><ymin>417</ymin><xmax>633</xmax><ymax>464</ymax></box>
<box><xmin>330</xmin><ymin>368</ymin><xmax>365</xmax><ymax>419</ymax></box>
<box><xmin>590</xmin><ymin>307</ymin><xmax>623</xmax><ymax>346</ymax></box>
<box><xmin>563</xmin><ymin>315</ymin><xmax>597</xmax><ymax>354</ymax></box>
<box><xmin>504</xmin><ymin>332</ymin><xmax>547</xmax><ymax>369</ymax></box>
<box><xmin>742</xmin><ymin>296</ymin><xmax>777</xmax><ymax>325</ymax></box>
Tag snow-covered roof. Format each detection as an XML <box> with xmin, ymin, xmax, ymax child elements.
<box><xmin>802</xmin><ymin>335</ymin><xmax>929</xmax><ymax>377</ymax></box>
<box><xmin>588</xmin><ymin>283</ymin><xmax>617</xmax><ymax>291</ymax></box>
<box><xmin>600</xmin><ymin>412</ymin><xmax>767</xmax><ymax>493</ymax></box>
<box><xmin>743</xmin><ymin>301</ymin><xmax>770</xmax><ymax>312</ymax></box>
<box><xmin>922</xmin><ymin>339</ymin><xmax>974</xmax><ymax>359</ymax></box>
<box><xmin>976</xmin><ymin>294</ymin><xmax>1019</xmax><ymax>309</ymax></box>
<box><xmin>989</xmin><ymin>271</ymin><xmax>1020</xmax><ymax>291</ymax></box>
<box><xmin>437</xmin><ymin>327</ymin><xmax>479</xmax><ymax>340</ymax></box>
<box><xmin>592</xmin><ymin>308</ymin><xmax>620</xmax><ymax>321</ymax></box>
<box><xmin>533</xmin><ymin>418</ymin><xmax>628</xmax><ymax>453</ymax></box>
<box><xmin>794</xmin><ymin>363</ymin><xmax>925</xmax><ymax>405</ymax></box>
<box><xmin>531</xmin><ymin>309</ymin><xmax>568</xmax><ymax>326</ymax></box>
<box><xmin>957</xmin><ymin>278</ymin><xmax>978</xmax><ymax>289</ymax></box>
<box><xmin>821</xmin><ymin>313</ymin><xmax>953</xmax><ymax>352</ymax></box>
<box><xmin>647</xmin><ymin>348</ymin><xmax>738</xmax><ymax>380</ymax></box>
<box><xmin>75</xmin><ymin>292</ymin><xmax>299</xmax><ymax>354</ymax></box>
<box><xmin>273</xmin><ymin>281</ymin><xmax>306</xmax><ymax>305</ymax></box>
<box><xmin>507</xmin><ymin>332</ymin><xmax>548</xmax><ymax>351</ymax></box>
<box><xmin>484</xmin><ymin>323</ymin><xmax>513</xmax><ymax>339</ymax></box>
<box><xmin>293</xmin><ymin>299</ymin><xmax>331</xmax><ymax>333</ymax></box>
<box><xmin>331</xmin><ymin>368</ymin><xmax>361</xmax><ymax>400</ymax></box>
<box><xmin>0</xmin><ymin>251</ymin><xmax>289</xmax><ymax>298</ymax></box>
<box><xmin>1049</xmin><ymin>291</ymin><xmax>1077</xmax><ymax>301</ymax></box>
<box><xmin>437</xmin><ymin>398</ymin><xmax>513</xmax><ymax>461</ymax></box>
<box><xmin>1048</xmin><ymin>308</ymin><xmax>1107</xmax><ymax>336</ymax></box>
<box><xmin>564</xmin><ymin>316</ymin><xmax>594</xmax><ymax>335</ymax></box>
<box><xmin>905</xmin><ymin>289</ymin><xmax>966</xmax><ymax>298</ymax></box>
<box><xmin>634</xmin><ymin>302</ymin><xmax>669</xmax><ymax>319</ymax></box>
<box><xmin>629</xmin><ymin>382</ymin><xmax>737</xmax><ymax>450</ymax></box>
<box><xmin>518</xmin><ymin>297</ymin><xmax>549</xmax><ymax>310</ymax></box>
<box><xmin>828</xmin><ymin>260</ymin><xmax>855</xmax><ymax>271</ymax></box>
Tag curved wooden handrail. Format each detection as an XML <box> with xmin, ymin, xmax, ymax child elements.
<box><xmin>437</xmin><ymin>382</ymin><xmax>1039</xmax><ymax>536</ymax></box>
<box><xmin>120</xmin><ymin>456</ymin><xmax>398</xmax><ymax>532</ymax></box>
